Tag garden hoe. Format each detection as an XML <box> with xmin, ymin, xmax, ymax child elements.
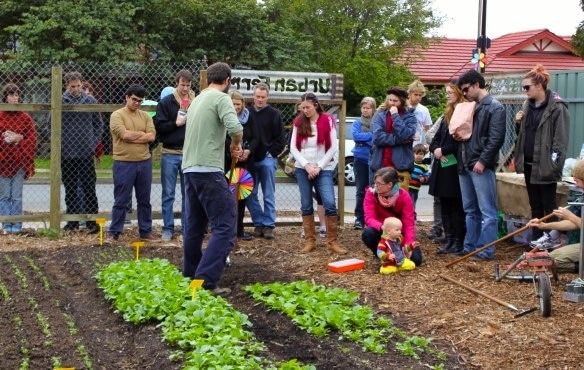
<box><xmin>440</xmin><ymin>274</ymin><xmax>537</xmax><ymax>318</ymax></box>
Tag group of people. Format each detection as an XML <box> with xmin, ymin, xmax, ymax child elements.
<box><xmin>0</xmin><ymin>61</ymin><xmax>579</xmax><ymax>289</ymax></box>
<box><xmin>353</xmin><ymin>63</ymin><xmax>574</xmax><ymax>275</ymax></box>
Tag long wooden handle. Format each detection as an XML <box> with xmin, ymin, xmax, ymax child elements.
<box><xmin>445</xmin><ymin>211</ymin><xmax>557</xmax><ymax>268</ymax></box>
<box><xmin>227</xmin><ymin>157</ymin><xmax>237</xmax><ymax>184</ymax></box>
<box><xmin>440</xmin><ymin>274</ymin><xmax>518</xmax><ymax>311</ymax></box>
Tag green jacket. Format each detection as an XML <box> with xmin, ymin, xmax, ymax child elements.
<box><xmin>182</xmin><ymin>88</ymin><xmax>242</xmax><ymax>171</ymax></box>
<box><xmin>514</xmin><ymin>90</ymin><xmax>570</xmax><ymax>183</ymax></box>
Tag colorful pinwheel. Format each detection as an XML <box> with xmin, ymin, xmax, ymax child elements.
<box><xmin>226</xmin><ymin>167</ymin><xmax>254</xmax><ymax>200</ymax></box>
<box><xmin>471</xmin><ymin>51</ymin><xmax>488</xmax><ymax>70</ymax></box>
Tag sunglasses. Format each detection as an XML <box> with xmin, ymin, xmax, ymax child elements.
<box><xmin>522</xmin><ymin>84</ymin><xmax>534</xmax><ymax>91</ymax></box>
<box><xmin>461</xmin><ymin>86</ymin><xmax>470</xmax><ymax>94</ymax></box>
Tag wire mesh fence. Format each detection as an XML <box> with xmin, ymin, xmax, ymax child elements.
<box><xmin>0</xmin><ymin>61</ymin><xmax>352</xmax><ymax>231</ymax></box>
<box><xmin>0</xmin><ymin>60</ymin><xmax>527</xmax><ymax>232</ymax></box>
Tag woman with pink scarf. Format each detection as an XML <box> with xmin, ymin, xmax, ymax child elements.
<box><xmin>361</xmin><ymin>167</ymin><xmax>423</xmax><ymax>266</ymax></box>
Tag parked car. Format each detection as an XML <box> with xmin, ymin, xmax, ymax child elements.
<box><xmin>333</xmin><ymin>116</ymin><xmax>358</xmax><ymax>186</ymax></box>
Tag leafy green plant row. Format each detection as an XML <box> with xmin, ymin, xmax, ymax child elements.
<box><xmin>13</xmin><ymin>317</ymin><xmax>30</xmax><ymax>370</ymax></box>
<box><xmin>244</xmin><ymin>281</ymin><xmax>446</xmax><ymax>365</ymax></box>
<box><xmin>22</xmin><ymin>256</ymin><xmax>50</xmax><ymax>291</ymax></box>
<box><xmin>96</xmin><ymin>258</ymin><xmax>313</xmax><ymax>370</ymax></box>
<box><xmin>0</xmin><ymin>277</ymin><xmax>10</xmax><ymax>301</ymax></box>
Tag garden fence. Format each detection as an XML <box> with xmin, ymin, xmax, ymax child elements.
<box><xmin>0</xmin><ymin>61</ymin><xmax>349</xmax><ymax>230</ymax></box>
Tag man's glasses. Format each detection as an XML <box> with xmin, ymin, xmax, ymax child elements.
<box><xmin>461</xmin><ymin>86</ymin><xmax>470</xmax><ymax>94</ymax></box>
<box><xmin>522</xmin><ymin>84</ymin><xmax>534</xmax><ymax>91</ymax></box>
<box><xmin>130</xmin><ymin>96</ymin><xmax>144</xmax><ymax>104</ymax></box>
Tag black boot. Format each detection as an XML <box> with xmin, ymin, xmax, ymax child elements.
<box><xmin>436</xmin><ymin>213</ymin><xmax>453</xmax><ymax>253</ymax></box>
<box><xmin>63</xmin><ymin>221</ymin><xmax>79</xmax><ymax>231</ymax></box>
<box><xmin>448</xmin><ymin>238</ymin><xmax>464</xmax><ymax>254</ymax></box>
<box><xmin>436</xmin><ymin>238</ymin><xmax>455</xmax><ymax>254</ymax></box>
<box><xmin>448</xmin><ymin>201</ymin><xmax>466</xmax><ymax>255</ymax></box>
<box><xmin>85</xmin><ymin>221</ymin><xmax>100</xmax><ymax>234</ymax></box>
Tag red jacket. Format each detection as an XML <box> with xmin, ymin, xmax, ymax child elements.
<box><xmin>363</xmin><ymin>187</ymin><xmax>416</xmax><ymax>245</ymax></box>
<box><xmin>0</xmin><ymin>111</ymin><xmax>37</xmax><ymax>179</ymax></box>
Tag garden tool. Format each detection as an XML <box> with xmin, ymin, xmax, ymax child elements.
<box><xmin>445</xmin><ymin>211</ymin><xmax>557</xmax><ymax>268</ymax></box>
<box><xmin>440</xmin><ymin>274</ymin><xmax>537</xmax><ymax>318</ymax></box>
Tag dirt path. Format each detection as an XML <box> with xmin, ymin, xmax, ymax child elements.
<box><xmin>0</xmin><ymin>223</ymin><xmax>582</xmax><ymax>369</ymax></box>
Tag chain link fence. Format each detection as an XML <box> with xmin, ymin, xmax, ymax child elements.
<box><xmin>0</xmin><ymin>60</ymin><xmax>352</xmax><ymax>231</ymax></box>
<box><xmin>3</xmin><ymin>60</ymin><xmax>535</xmax><ymax>232</ymax></box>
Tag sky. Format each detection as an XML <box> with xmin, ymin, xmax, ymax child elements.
<box><xmin>431</xmin><ymin>0</ymin><xmax>583</xmax><ymax>39</ymax></box>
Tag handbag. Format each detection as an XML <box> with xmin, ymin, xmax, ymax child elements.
<box><xmin>449</xmin><ymin>101</ymin><xmax>476</xmax><ymax>140</ymax></box>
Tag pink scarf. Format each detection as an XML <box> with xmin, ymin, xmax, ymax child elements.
<box><xmin>294</xmin><ymin>113</ymin><xmax>335</xmax><ymax>151</ymax></box>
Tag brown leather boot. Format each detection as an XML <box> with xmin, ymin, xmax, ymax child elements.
<box><xmin>301</xmin><ymin>215</ymin><xmax>316</xmax><ymax>253</ymax></box>
<box><xmin>325</xmin><ymin>216</ymin><xmax>347</xmax><ymax>254</ymax></box>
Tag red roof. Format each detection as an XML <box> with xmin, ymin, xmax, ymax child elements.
<box><xmin>403</xmin><ymin>29</ymin><xmax>584</xmax><ymax>85</ymax></box>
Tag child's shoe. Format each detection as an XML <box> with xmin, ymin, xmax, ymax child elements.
<box><xmin>398</xmin><ymin>258</ymin><xmax>416</xmax><ymax>271</ymax></box>
<box><xmin>380</xmin><ymin>265</ymin><xmax>398</xmax><ymax>274</ymax></box>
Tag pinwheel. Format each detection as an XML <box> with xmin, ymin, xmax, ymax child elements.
<box><xmin>226</xmin><ymin>167</ymin><xmax>254</xmax><ymax>200</ymax></box>
<box><xmin>471</xmin><ymin>51</ymin><xmax>488</xmax><ymax>70</ymax></box>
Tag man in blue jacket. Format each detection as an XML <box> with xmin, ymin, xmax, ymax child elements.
<box><xmin>61</xmin><ymin>71</ymin><xmax>103</xmax><ymax>233</ymax></box>
<box><xmin>455</xmin><ymin>69</ymin><xmax>506</xmax><ymax>260</ymax></box>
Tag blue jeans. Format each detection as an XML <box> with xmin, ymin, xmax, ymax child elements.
<box><xmin>353</xmin><ymin>158</ymin><xmax>370</xmax><ymax>224</ymax></box>
<box><xmin>294</xmin><ymin>168</ymin><xmax>337</xmax><ymax>216</ymax></box>
<box><xmin>458</xmin><ymin>168</ymin><xmax>498</xmax><ymax>258</ymax></box>
<box><xmin>160</xmin><ymin>153</ymin><xmax>185</xmax><ymax>234</ymax></box>
<box><xmin>0</xmin><ymin>169</ymin><xmax>25</xmax><ymax>231</ymax></box>
<box><xmin>182</xmin><ymin>171</ymin><xmax>236</xmax><ymax>289</ymax></box>
<box><xmin>246</xmin><ymin>156</ymin><xmax>277</xmax><ymax>228</ymax></box>
<box><xmin>109</xmin><ymin>159</ymin><xmax>153</xmax><ymax>237</ymax></box>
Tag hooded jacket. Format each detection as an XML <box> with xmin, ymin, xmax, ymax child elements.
<box><xmin>514</xmin><ymin>90</ymin><xmax>570</xmax><ymax>183</ymax></box>
<box><xmin>61</xmin><ymin>91</ymin><xmax>103</xmax><ymax>159</ymax></box>
<box><xmin>370</xmin><ymin>109</ymin><xmax>417</xmax><ymax>172</ymax></box>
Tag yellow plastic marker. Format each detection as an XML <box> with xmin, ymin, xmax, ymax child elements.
<box><xmin>132</xmin><ymin>241</ymin><xmax>145</xmax><ymax>260</ymax></box>
<box><xmin>54</xmin><ymin>368</ymin><xmax>75</xmax><ymax>370</ymax></box>
<box><xmin>190</xmin><ymin>279</ymin><xmax>204</xmax><ymax>301</ymax></box>
<box><xmin>95</xmin><ymin>218</ymin><xmax>106</xmax><ymax>245</ymax></box>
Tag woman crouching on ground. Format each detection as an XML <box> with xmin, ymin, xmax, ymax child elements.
<box><xmin>361</xmin><ymin>167</ymin><xmax>422</xmax><ymax>266</ymax></box>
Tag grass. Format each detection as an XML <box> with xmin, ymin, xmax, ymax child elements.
<box><xmin>33</xmin><ymin>153</ymin><xmax>291</xmax><ymax>178</ymax></box>
<box><xmin>35</xmin><ymin>155</ymin><xmax>160</xmax><ymax>171</ymax></box>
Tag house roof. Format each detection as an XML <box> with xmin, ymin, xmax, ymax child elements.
<box><xmin>404</xmin><ymin>29</ymin><xmax>584</xmax><ymax>85</ymax></box>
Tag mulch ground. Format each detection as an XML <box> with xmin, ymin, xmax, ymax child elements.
<box><xmin>1</xmin><ymin>222</ymin><xmax>583</xmax><ymax>369</ymax></box>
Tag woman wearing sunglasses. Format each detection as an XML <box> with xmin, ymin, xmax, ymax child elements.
<box><xmin>514</xmin><ymin>64</ymin><xmax>570</xmax><ymax>250</ymax></box>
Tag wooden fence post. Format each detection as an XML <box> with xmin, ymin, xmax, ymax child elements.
<box><xmin>49</xmin><ymin>66</ymin><xmax>62</xmax><ymax>229</ymax></box>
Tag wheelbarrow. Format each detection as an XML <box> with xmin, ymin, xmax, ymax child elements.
<box><xmin>494</xmin><ymin>250</ymin><xmax>557</xmax><ymax>317</ymax></box>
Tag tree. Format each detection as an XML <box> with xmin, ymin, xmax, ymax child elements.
<box><xmin>1</xmin><ymin>0</ymin><xmax>314</xmax><ymax>70</ymax></box>
<box><xmin>261</xmin><ymin>0</ymin><xmax>440</xmax><ymax>107</ymax></box>
<box><xmin>571</xmin><ymin>0</ymin><xmax>584</xmax><ymax>56</ymax></box>
<box><xmin>3</xmin><ymin>0</ymin><xmax>148</xmax><ymax>62</ymax></box>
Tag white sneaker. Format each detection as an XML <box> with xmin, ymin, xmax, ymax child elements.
<box><xmin>530</xmin><ymin>233</ymin><xmax>565</xmax><ymax>250</ymax></box>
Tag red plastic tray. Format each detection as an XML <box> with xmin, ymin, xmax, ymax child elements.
<box><xmin>328</xmin><ymin>258</ymin><xmax>365</xmax><ymax>273</ymax></box>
